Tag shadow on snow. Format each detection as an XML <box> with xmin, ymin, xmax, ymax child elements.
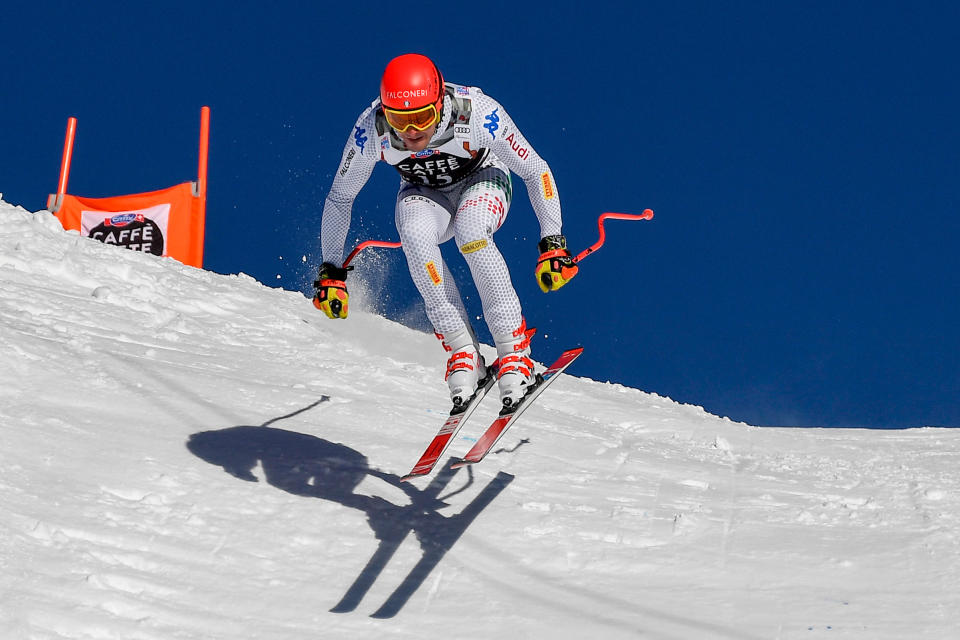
<box><xmin>186</xmin><ymin>397</ymin><xmax>513</xmax><ymax>618</ymax></box>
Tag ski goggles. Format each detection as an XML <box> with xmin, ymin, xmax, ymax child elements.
<box><xmin>383</xmin><ymin>103</ymin><xmax>440</xmax><ymax>132</ymax></box>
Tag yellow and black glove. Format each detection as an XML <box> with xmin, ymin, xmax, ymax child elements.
<box><xmin>313</xmin><ymin>262</ymin><xmax>351</xmax><ymax>318</ymax></box>
<box><xmin>535</xmin><ymin>235</ymin><xmax>578</xmax><ymax>292</ymax></box>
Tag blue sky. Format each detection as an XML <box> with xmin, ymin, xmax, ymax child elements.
<box><xmin>3</xmin><ymin>2</ymin><xmax>958</xmax><ymax>428</ymax></box>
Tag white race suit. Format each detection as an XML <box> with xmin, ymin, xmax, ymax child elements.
<box><xmin>320</xmin><ymin>82</ymin><xmax>564</xmax><ymax>346</ymax></box>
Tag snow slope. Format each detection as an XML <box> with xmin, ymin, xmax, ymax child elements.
<box><xmin>2</xmin><ymin>197</ymin><xmax>959</xmax><ymax>639</ymax></box>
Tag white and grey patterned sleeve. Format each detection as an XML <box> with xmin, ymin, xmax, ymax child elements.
<box><xmin>471</xmin><ymin>90</ymin><xmax>563</xmax><ymax>239</ymax></box>
<box><xmin>320</xmin><ymin>106</ymin><xmax>380</xmax><ymax>267</ymax></box>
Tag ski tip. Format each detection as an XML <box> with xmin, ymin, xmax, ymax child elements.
<box><xmin>400</xmin><ymin>472</ymin><xmax>425</xmax><ymax>482</ymax></box>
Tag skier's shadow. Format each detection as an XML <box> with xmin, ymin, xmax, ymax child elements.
<box><xmin>186</xmin><ymin>397</ymin><xmax>514</xmax><ymax>618</ymax></box>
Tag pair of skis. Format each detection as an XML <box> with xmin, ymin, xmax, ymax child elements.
<box><xmin>341</xmin><ymin>211</ymin><xmax>653</xmax><ymax>480</ymax></box>
<box><xmin>401</xmin><ymin>347</ymin><xmax>583</xmax><ymax>481</ymax></box>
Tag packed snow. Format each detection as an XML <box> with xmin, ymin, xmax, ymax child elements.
<box><xmin>2</xmin><ymin>197</ymin><xmax>959</xmax><ymax>639</ymax></box>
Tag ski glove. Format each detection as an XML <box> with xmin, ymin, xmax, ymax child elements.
<box><xmin>313</xmin><ymin>262</ymin><xmax>351</xmax><ymax>319</ymax></box>
<box><xmin>535</xmin><ymin>235</ymin><xmax>578</xmax><ymax>292</ymax></box>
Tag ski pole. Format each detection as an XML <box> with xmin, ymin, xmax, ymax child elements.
<box><xmin>342</xmin><ymin>239</ymin><xmax>403</xmax><ymax>268</ymax></box>
<box><xmin>573</xmin><ymin>209</ymin><xmax>654</xmax><ymax>264</ymax></box>
<box><xmin>342</xmin><ymin>208</ymin><xmax>653</xmax><ymax>268</ymax></box>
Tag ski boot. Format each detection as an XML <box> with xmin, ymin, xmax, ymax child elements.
<box><xmin>438</xmin><ymin>328</ymin><xmax>487</xmax><ymax>409</ymax></box>
<box><xmin>494</xmin><ymin>319</ymin><xmax>536</xmax><ymax>409</ymax></box>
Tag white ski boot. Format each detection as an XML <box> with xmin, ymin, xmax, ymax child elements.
<box><xmin>438</xmin><ymin>328</ymin><xmax>486</xmax><ymax>408</ymax></box>
<box><xmin>495</xmin><ymin>320</ymin><xmax>536</xmax><ymax>409</ymax></box>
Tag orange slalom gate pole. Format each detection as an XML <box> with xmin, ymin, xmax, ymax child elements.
<box><xmin>193</xmin><ymin>106</ymin><xmax>210</xmax><ymax>267</ymax></box>
<box><xmin>54</xmin><ymin>117</ymin><xmax>78</xmax><ymax>211</ymax></box>
<box><xmin>573</xmin><ymin>209</ymin><xmax>654</xmax><ymax>264</ymax></box>
<box><xmin>197</xmin><ymin>106</ymin><xmax>210</xmax><ymax>200</ymax></box>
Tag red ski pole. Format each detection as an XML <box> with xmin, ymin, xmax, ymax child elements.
<box><xmin>341</xmin><ymin>208</ymin><xmax>653</xmax><ymax>268</ymax></box>
<box><xmin>573</xmin><ymin>209</ymin><xmax>654</xmax><ymax>264</ymax></box>
<box><xmin>342</xmin><ymin>239</ymin><xmax>403</xmax><ymax>268</ymax></box>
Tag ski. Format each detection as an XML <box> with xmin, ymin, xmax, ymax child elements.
<box><xmin>451</xmin><ymin>347</ymin><xmax>583</xmax><ymax>469</ymax></box>
<box><xmin>400</xmin><ymin>366</ymin><xmax>498</xmax><ymax>481</ymax></box>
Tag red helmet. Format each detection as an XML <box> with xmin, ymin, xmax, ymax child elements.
<box><xmin>380</xmin><ymin>54</ymin><xmax>445</xmax><ymax>132</ymax></box>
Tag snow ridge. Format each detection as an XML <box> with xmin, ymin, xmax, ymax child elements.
<box><xmin>2</xmin><ymin>199</ymin><xmax>959</xmax><ymax>639</ymax></box>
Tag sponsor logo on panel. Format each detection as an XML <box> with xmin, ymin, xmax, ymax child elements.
<box><xmin>83</xmin><ymin>205</ymin><xmax>169</xmax><ymax>256</ymax></box>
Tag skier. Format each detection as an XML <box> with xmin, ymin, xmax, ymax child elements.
<box><xmin>314</xmin><ymin>53</ymin><xmax>577</xmax><ymax>409</ymax></box>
